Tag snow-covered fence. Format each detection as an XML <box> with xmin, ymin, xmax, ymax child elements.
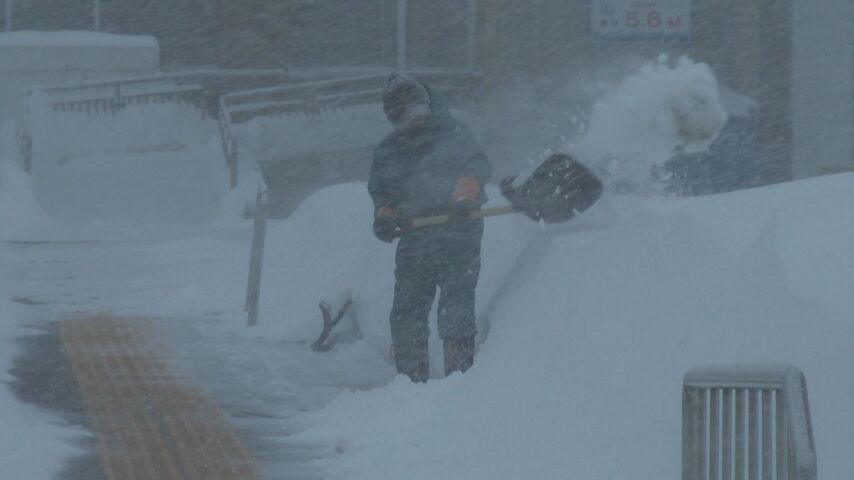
<box><xmin>218</xmin><ymin>71</ymin><xmax>481</xmax><ymax>189</ymax></box>
<box><xmin>19</xmin><ymin>69</ymin><xmax>290</xmax><ymax>173</ymax></box>
<box><xmin>682</xmin><ymin>364</ymin><xmax>816</xmax><ymax>480</ymax></box>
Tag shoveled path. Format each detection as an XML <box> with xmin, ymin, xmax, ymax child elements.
<box><xmin>59</xmin><ymin>314</ymin><xmax>264</xmax><ymax>480</ymax></box>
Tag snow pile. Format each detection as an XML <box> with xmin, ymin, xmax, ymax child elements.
<box><xmin>20</xmin><ymin>91</ymin><xmax>251</xmax><ymax>227</ymax></box>
<box><xmin>0</xmin><ymin>157</ymin><xmax>50</xmax><ymax>239</ymax></box>
<box><xmin>289</xmin><ymin>173</ymin><xmax>854</xmax><ymax>480</ymax></box>
<box><xmin>0</xmin><ymin>119</ymin><xmax>51</xmax><ymax>238</ymax></box>
<box><xmin>30</xmin><ymin>143</ymin><xmax>222</xmax><ymax>227</ymax></box>
<box><xmin>569</xmin><ymin>55</ymin><xmax>727</xmax><ymax>187</ymax></box>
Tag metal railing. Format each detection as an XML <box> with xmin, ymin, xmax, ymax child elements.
<box><xmin>217</xmin><ymin>70</ymin><xmax>481</xmax><ymax>189</ymax></box>
<box><xmin>682</xmin><ymin>364</ymin><xmax>816</xmax><ymax>480</ymax></box>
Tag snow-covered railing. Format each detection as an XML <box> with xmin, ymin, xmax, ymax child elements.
<box><xmin>31</xmin><ymin>69</ymin><xmax>290</xmax><ymax>115</ymax></box>
<box><xmin>19</xmin><ymin>69</ymin><xmax>290</xmax><ymax>173</ymax></box>
<box><xmin>35</xmin><ymin>79</ymin><xmax>205</xmax><ymax>115</ymax></box>
<box><xmin>218</xmin><ymin>70</ymin><xmax>481</xmax><ymax>189</ymax></box>
<box><xmin>682</xmin><ymin>364</ymin><xmax>816</xmax><ymax>480</ymax></box>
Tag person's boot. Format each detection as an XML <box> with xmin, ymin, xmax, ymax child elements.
<box><xmin>393</xmin><ymin>339</ymin><xmax>429</xmax><ymax>383</ymax></box>
<box><xmin>443</xmin><ymin>336</ymin><xmax>475</xmax><ymax>376</ymax></box>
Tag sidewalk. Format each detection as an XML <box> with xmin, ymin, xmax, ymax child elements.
<box><xmin>2</xmin><ymin>233</ymin><xmax>394</xmax><ymax>479</ymax></box>
<box><xmin>60</xmin><ymin>314</ymin><xmax>264</xmax><ymax>480</ymax></box>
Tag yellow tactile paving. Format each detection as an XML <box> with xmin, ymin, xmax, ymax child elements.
<box><xmin>59</xmin><ymin>315</ymin><xmax>264</xmax><ymax>480</ymax></box>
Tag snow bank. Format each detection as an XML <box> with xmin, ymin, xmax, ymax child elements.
<box><xmin>568</xmin><ymin>55</ymin><xmax>726</xmax><ymax>187</ymax></box>
<box><xmin>0</xmin><ymin>158</ymin><xmax>48</xmax><ymax>239</ymax></box>
<box><xmin>20</xmin><ymin>92</ymin><xmax>245</xmax><ymax>228</ymax></box>
<box><xmin>290</xmin><ymin>173</ymin><xmax>854</xmax><ymax>480</ymax></box>
<box><xmin>27</xmin><ymin>90</ymin><xmax>212</xmax><ymax>170</ymax></box>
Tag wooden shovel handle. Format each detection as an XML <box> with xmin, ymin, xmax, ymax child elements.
<box><xmin>410</xmin><ymin>204</ymin><xmax>515</xmax><ymax>228</ymax></box>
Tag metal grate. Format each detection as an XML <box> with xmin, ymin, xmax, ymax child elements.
<box><xmin>682</xmin><ymin>364</ymin><xmax>816</xmax><ymax>480</ymax></box>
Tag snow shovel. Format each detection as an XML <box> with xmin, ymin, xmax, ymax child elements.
<box><xmin>410</xmin><ymin>153</ymin><xmax>603</xmax><ymax>229</ymax></box>
<box><xmin>311</xmin><ymin>297</ymin><xmax>353</xmax><ymax>352</ymax></box>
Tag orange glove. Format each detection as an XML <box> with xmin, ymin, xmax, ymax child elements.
<box><xmin>451</xmin><ymin>176</ymin><xmax>480</xmax><ymax>202</ymax></box>
<box><xmin>375</xmin><ymin>204</ymin><xmax>397</xmax><ymax>218</ymax></box>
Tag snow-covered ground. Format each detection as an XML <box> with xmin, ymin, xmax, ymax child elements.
<box><xmin>288</xmin><ymin>175</ymin><xmax>854</xmax><ymax>480</ymax></box>
<box><xmin>1</xmin><ymin>56</ymin><xmax>852</xmax><ymax>479</ymax></box>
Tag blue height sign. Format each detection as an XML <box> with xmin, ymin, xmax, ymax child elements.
<box><xmin>592</xmin><ymin>0</ymin><xmax>692</xmax><ymax>44</ymax></box>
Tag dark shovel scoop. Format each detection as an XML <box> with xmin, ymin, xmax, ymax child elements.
<box><xmin>500</xmin><ymin>153</ymin><xmax>603</xmax><ymax>223</ymax></box>
<box><xmin>409</xmin><ymin>153</ymin><xmax>603</xmax><ymax>229</ymax></box>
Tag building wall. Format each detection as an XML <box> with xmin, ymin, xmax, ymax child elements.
<box><xmin>791</xmin><ymin>0</ymin><xmax>854</xmax><ymax>177</ymax></box>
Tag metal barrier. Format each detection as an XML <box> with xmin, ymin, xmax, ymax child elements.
<box><xmin>682</xmin><ymin>364</ymin><xmax>816</xmax><ymax>480</ymax></box>
<box><xmin>218</xmin><ymin>70</ymin><xmax>481</xmax><ymax>189</ymax></box>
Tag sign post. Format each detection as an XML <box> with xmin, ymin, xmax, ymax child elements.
<box><xmin>5</xmin><ymin>0</ymin><xmax>12</xmax><ymax>31</ymax></box>
<box><xmin>245</xmin><ymin>188</ymin><xmax>268</xmax><ymax>327</ymax></box>
<box><xmin>397</xmin><ymin>0</ymin><xmax>407</xmax><ymax>69</ymax></box>
<box><xmin>591</xmin><ymin>0</ymin><xmax>691</xmax><ymax>44</ymax></box>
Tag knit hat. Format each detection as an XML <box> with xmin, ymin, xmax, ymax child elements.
<box><xmin>382</xmin><ymin>74</ymin><xmax>431</xmax><ymax>126</ymax></box>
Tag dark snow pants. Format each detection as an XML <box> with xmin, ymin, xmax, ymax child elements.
<box><xmin>389</xmin><ymin>219</ymin><xmax>483</xmax><ymax>349</ymax></box>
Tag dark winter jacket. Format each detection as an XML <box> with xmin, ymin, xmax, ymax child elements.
<box><xmin>368</xmin><ymin>108</ymin><xmax>491</xmax><ymax>221</ymax></box>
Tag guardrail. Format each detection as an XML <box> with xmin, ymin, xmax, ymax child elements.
<box><xmin>682</xmin><ymin>364</ymin><xmax>816</xmax><ymax>480</ymax></box>
<box><xmin>218</xmin><ymin>70</ymin><xmax>481</xmax><ymax>189</ymax></box>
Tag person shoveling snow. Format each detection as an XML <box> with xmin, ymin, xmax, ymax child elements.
<box><xmin>368</xmin><ymin>74</ymin><xmax>602</xmax><ymax>382</ymax></box>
